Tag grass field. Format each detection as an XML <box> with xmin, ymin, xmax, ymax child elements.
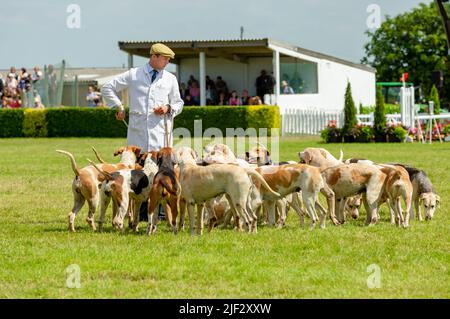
<box><xmin>0</xmin><ymin>137</ymin><xmax>449</xmax><ymax>298</ymax></box>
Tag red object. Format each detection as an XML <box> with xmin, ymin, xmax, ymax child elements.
<box><xmin>400</xmin><ymin>72</ymin><xmax>409</xmax><ymax>82</ymax></box>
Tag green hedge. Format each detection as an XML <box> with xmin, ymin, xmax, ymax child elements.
<box><xmin>0</xmin><ymin>105</ymin><xmax>280</xmax><ymax>138</ymax></box>
<box><xmin>0</xmin><ymin>109</ymin><xmax>25</xmax><ymax>137</ymax></box>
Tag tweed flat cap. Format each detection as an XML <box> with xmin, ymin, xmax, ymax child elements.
<box><xmin>150</xmin><ymin>43</ymin><xmax>175</xmax><ymax>59</ymax></box>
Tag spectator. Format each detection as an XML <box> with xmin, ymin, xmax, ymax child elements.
<box><xmin>0</xmin><ymin>74</ymin><xmax>4</xmax><ymax>98</ymax></box>
<box><xmin>218</xmin><ymin>91</ymin><xmax>228</xmax><ymax>106</ymax></box>
<box><xmin>86</xmin><ymin>85</ymin><xmax>101</xmax><ymax>107</ymax></box>
<box><xmin>32</xmin><ymin>66</ymin><xmax>42</xmax><ymax>83</ymax></box>
<box><xmin>205</xmin><ymin>84</ymin><xmax>216</xmax><ymax>105</ymax></box>
<box><xmin>9</xmin><ymin>95</ymin><xmax>21</xmax><ymax>108</ymax></box>
<box><xmin>215</xmin><ymin>76</ymin><xmax>228</xmax><ymax>98</ymax></box>
<box><xmin>248</xmin><ymin>95</ymin><xmax>263</xmax><ymax>105</ymax></box>
<box><xmin>282</xmin><ymin>80</ymin><xmax>294</xmax><ymax>94</ymax></box>
<box><xmin>187</xmin><ymin>75</ymin><xmax>198</xmax><ymax>88</ymax></box>
<box><xmin>6</xmin><ymin>73</ymin><xmax>18</xmax><ymax>96</ymax></box>
<box><xmin>241</xmin><ymin>89</ymin><xmax>250</xmax><ymax>105</ymax></box>
<box><xmin>206</xmin><ymin>75</ymin><xmax>215</xmax><ymax>89</ymax></box>
<box><xmin>183</xmin><ymin>95</ymin><xmax>195</xmax><ymax>106</ymax></box>
<box><xmin>229</xmin><ymin>90</ymin><xmax>241</xmax><ymax>106</ymax></box>
<box><xmin>9</xmin><ymin>67</ymin><xmax>18</xmax><ymax>80</ymax></box>
<box><xmin>179</xmin><ymin>82</ymin><xmax>189</xmax><ymax>101</ymax></box>
<box><xmin>34</xmin><ymin>90</ymin><xmax>44</xmax><ymax>108</ymax></box>
<box><xmin>255</xmin><ymin>69</ymin><xmax>275</xmax><ymax>103</ymax></box>
<box><xmin>189</xmin><ymin>81</ymin><xmax>200</xmax><ymax>105</ymax></box>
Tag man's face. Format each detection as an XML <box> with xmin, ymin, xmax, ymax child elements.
<box><xmin>150</xmin><ymin>54</ymin><xmax>170</xmax><ymax>70</ymax></box>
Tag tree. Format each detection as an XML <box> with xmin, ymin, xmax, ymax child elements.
<box><xmin>429</xmin><ymin>84</ymin><xmax>441</xmax><ymax>114</ymax></box>
<box><xmin>374</xmin><ymin>86</ymin><xmax>386</xmax><ymax>140</ymax></box>
<box><xmin>362</xmin><ymin>3</ymin><xmax>449</xmax><ymax>104</ymax></box>
<box><xmin>343</xmin><ymin>81</ymin><xmax>357</xmax><ymax>133</ymax></box>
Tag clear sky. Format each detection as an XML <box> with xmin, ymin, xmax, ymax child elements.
<box><xmin>0</xmin><ymin>0</ymin><xmax>432</xmax><ymax>69</ymax></box>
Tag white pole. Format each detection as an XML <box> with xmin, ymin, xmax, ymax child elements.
<box><xmin>199</xmin><ymin>51</ymin><xmax>206</xmax><ymax>106</ymax></box>
<box><xmin>272</xmin><ymin>50</ymin><xmax>280</xmax><ymax>105</ymax></box>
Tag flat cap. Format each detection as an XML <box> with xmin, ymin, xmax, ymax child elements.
<box><xmin>150</xmin><ymin>43</ymin><xmax>175</xmax><ymax>59</ymax></box>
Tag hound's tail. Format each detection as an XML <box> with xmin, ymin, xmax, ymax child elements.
<box><xmin>91</xmin><ymin>146</ymin><xmax>106</xmax><ymax>164</ymax></box>
<box><xmin>338</xmin><ymin>149</ymin><xmax>344</xmax><ymax>162</ymax></box>
<box><xmin>87</xmin><ymin>159</ymin><xmax>114</xmax><ymax>181</ymax></box>
<box><xmin>56</xmin><ymin>150</ymin><xmax>80</xmax><ymax>176</ymax></box>
<box><xmin>244</xmin><ymin>168</ymin><xmax>281</xmax><ymax>198</ymax></box>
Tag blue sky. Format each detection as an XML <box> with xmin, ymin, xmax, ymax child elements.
<box><xmin>0</xmin><ymin>0</ymin><xmax>432</xmax><ymax>69</ymax></box>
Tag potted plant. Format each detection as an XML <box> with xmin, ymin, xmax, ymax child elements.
<box><xmin>320</xmin><ymin>120</ymin><xmax>342</xmax><ymax>143</ymax></box>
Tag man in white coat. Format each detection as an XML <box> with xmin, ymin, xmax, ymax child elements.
<box><xmin>102</xmin><ymin>43</ymin><xmax>184</xmax><ymax>152</ymax></box>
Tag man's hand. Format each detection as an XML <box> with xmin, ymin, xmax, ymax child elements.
<box><xmin>154</xmin><ymin>104</ymin><xmax>169</xmax><ymax>115</ymax></box>
<box><xmin>115</xmin><ymin>110</ymin><xmax>125</xmax><ymax>121</ymax></box>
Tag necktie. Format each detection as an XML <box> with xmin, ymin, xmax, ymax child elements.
<box><xmin>151</xmin><ymin>70</ymin><xmax>158</xmax><ymax>83</ymax></box>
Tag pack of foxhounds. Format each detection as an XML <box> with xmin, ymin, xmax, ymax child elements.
<box><xmin>56</xmin><ymin>144</ymin><xmax>440</xmax><ymax>235</ymax></box>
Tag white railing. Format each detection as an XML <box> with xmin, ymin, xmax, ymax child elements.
<box><xmin>282</xmin><ymin>109</ymin><xmax>343</xmax><ymax>136</ymax></box>
<box><xmin>281</xmin><ymin>108</ymin><xmax>450</xmax><ymax>136</ymax></box>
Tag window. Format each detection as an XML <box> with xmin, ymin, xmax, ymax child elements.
<box><xmin>280</xmin><ymin>56</ymin><xmax>318</xmax><ymax>94</ymax></box>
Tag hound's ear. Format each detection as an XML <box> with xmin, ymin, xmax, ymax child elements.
<box><xmin>138</xmin><ymin>152</ymin><xmax>148</xmax><ymax>166</ymax></box>
<box><xmin>266</xmin><ymin>150</ymin><xmax>270</xmax><ymax>156</ymax></box>
<box><xmin>132</xmin><ymin>146</ymin><xmax>142</xmax><ymax>158</ymax></box>
<box><xmin>114</xmin><ymin>147</ymin><xmax>126</xmax><ymax>156</ymax></box>
<box><xmin>303</xmin><ymin>151</ymin><xmax>312</xmax><ymax>164</ymax></box>
<box><xmin>436</xmin><ymin>195</ymin><xmax>441</xmax><ymax>207</ymax></box>
<box><xmin>419</xmin><ymin>193</ymin><xmax>426</xmax><ymax>203</ymax></box>
<box><xmin>150</xmin><ymin>151</ymin><xmax>158</xmax><ymax>162</ymax></box>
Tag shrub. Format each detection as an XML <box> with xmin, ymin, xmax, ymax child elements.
<box><xmin>374</xmin><ymin>86</ymin><xmax>386</xmax><ymax>141</ymax></box>
<box><xmin>385</xmin><ymin>124</ymin><xmax>407</xmax><ymax>142</ymax></box>
<box><xmin>23</xmin><ymin>109</ymin><xmax>48</xmax><ymax>137</ymax></box>
<box><xmin>429</xmin><ymin>85</ymin><xmax>441</xmax><ymax>114</ymax></box>
<box><xmin>443</xmin><ymin>124</ymin><xmax>450</xmax><ymax>136</ymax></box>
<box><xmin>320</xmin><ymin>120</ymin><xmax>342</xmax><ymax>143</ymax></box>
<box><xmin>0</xmin><ymin>109</ymin><xmax>24</xmax><ymax>137</ymax></box>
<box><xmin>343</xmin><ymin>82</ymin><xmax>357</xmax><ymax>134</ymax></box>
<box><xmin>0</xmin><ymin>105</ymin><xmax>280</xmax><ymax>138</ymax></box>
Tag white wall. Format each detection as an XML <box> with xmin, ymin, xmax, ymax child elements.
<box><xmin>277</xmin><ymin>58</ymin><xmax>375</xmax><ymax>113</ymax></box>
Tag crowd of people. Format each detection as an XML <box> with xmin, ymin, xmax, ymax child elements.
<box><xmin>0</xmin><ymin>66</ymin><xmax>45</xmax><ymax>108</ymax></box>
<box><xmin>0</xmin><ymin>66</ymin><xmax>279</xmax><ymax>109</ymax></box>
<box><xmin>179</xmin><ymin>70</ymin><xmax>276</xmax><ymax>106</ymax></box>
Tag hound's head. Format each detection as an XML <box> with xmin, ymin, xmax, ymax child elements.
<box><xmin>175</xmin><ymin>146</ymin><xmax>198</xmax><ymax>165</ymax></box>
<box><xmin>346</xmin><ymin>195</ymin><xmax>362</xmax><ymax>219</ymax></box>
<box><xmin>246</xmin><ymin>144</ymin><xmax>272</xmax><ymax>166</ymax></box>
<box><xmin>137</xmin><ymin>151</ymin><xmax>158</xmax><ymax>168</ymax></box>
<box><xmin>203</xmin><ymin>144</ymin><xmax>236</xmax><ymax>164</ymax></box>
<box><xmin>114</xmin><ymin>145</ymin><xmax>142</xmax><ymax>159</ymax></box>
<box><xmin>156</xmin><ymin>147</ymin><xmax>177</xmax><ymax>169</ymax></box>
<box><xmin>420</xmin><ymin>193</ymin><xmax>440</xmax><ymax>220</ymax></box>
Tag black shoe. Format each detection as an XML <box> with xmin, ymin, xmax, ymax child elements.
<box><xmin>139</xmin><ymin>200</ymin><xmax>149</xmax><ymax>221</ymax></box>
<box><xmin>158</xmin><ymin>204</ymin><xmax>166</xmax><ymax>221</ymax></box>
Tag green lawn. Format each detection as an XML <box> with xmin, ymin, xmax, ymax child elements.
<box><xmin>0</xmin><ymin>137</ymin><xmax>449</xmax><ymax>298</ymax></box>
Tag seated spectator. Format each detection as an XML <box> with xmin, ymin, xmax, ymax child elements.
<box><xmin>17</xmin><ymin>68</ymin><xmax>30</xmax><ymax>92</ymax></box>
<box><xmin>189</xmin><ymin>81</ymin><xmax>200</xmax><ymax>105</ymax></box>
<box><xmin>184</xmin><ymin>95</ymin><xmax>195</xmax><ymax>106</ymax></box>
<box><xmin>218</xmin><ymin>91</ymin><xmax>228</xmax><ymax>106</ymax></box>
<box><xmin>241</xmin><ymin>89</ymin><xmax>250</xmax><ymax>105</ymax></box>
<box><xmin>9</xmin><ymin>95</ymin><xmax>21</xmax><ymax>108</ymax></box>
<box><xmin>282</xmin><ymin>80</ymin><xmax>294</xmax><ymax>94</ymax></box>
<box><xmin>1</xmin><ymin>95</ymin><xmax>8</xmax><ymax>108</ymax></box>
<box><xmin>86</xmin><ymin>85</ymin><xmax>101</xmax><ymax>107</ymax></box>
<box><xmin>206</xmin><ymin>75</ymin><xmax>215</xmax><ymax>89</ymax></box>
<box><xmin>229</xmin><ymin>90</ymin><xmax>241</xmax><ymax>106</ymax></box>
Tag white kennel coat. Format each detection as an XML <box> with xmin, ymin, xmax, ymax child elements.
<box><xmin>102</xmin><ymin>64</ymin><xmax>184</xmax><ymax>151</ymax></box>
